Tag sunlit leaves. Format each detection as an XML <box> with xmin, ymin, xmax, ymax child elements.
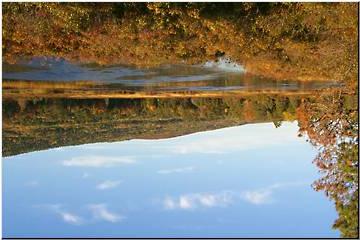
<box><xmin>297</xmin><ymin>91</ymin><xmax>358</xmax><ymax>238</ymax></box>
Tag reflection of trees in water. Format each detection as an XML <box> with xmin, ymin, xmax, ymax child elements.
<box><xmin>297</xmin><ymin>91</ymin><xmax>358</xmax><ymax>238</ymax></box>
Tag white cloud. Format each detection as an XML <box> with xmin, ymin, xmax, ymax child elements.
<box><xmin>162</xmin><ymin>181</ymin><xmax>307</xmax><ymax>210</ymax></box>
<box><xmin>88</xmin><ymin>204</ymin><xmax>124</xmax><ymax>223</ymax></box>
<box><xmin>163</xmin><ymin>191</ymin><xmax>233</xmax><ymax>210</ymax></box>
<box><xmin>163</xmin><ymin>197</ymin><xmax>176</xmax><ymax>209</ymax></box>
<box><xmin>37</xmin><ymin>203</ymin><xmax>125</xmax><ymax>225</ymax></box>
<box><xmin>60</xmin><ymin>212</ymin><xmax>83</xmax><ymax>225</ymax></box>
<box><xmin>198</xmin><ymin>194</ymin><xmax>218</xmax><ymax>207</ymax></box>
<box><xmin>179</xmin><ymin>196</ymin><xmax>193</xmax><ymax>209</ymax></box>
<box><xmin>240</xmin><ymin>181</ymin><xmax>307</xmax><ymax>205</ymax></box>
<box><xmin>40</xmin><ymin>204</ymin><xmax>83</xmax><ymax>225</ymax></box>
<box><xmin>96</xmin><ymin>180</ymin><xmax>122</xmax><ymax>190</ymax></box>
<box><xmin>63</xmin><ymin>156</ymin><xmax>135</xmax><ymax>167</ymax></box>
<box><xmin>157</xmin><ymin>166</ymin><xmax>194</xmax><ymax>174</ymax></box>
<box><xmin>79</xmin><ymin>144</ymin><xmax>110</xmax><ymax>150</ymax></box>
<box><xmin>164</xmin><ymin>122</ymin><xmax>300</xmax><ymax>155</ymax></box>
<box><xmin>241</xmin><ymin>189</ymin><xmax>272</xmax><ymax>205</ymax></box>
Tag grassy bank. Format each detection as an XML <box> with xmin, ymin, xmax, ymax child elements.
<box><xmin>3</xmin><ymin>79</ymin><xmax>333</xmax><ymax>100</ymax></box>
<box><xmin>2</xmin><ymin>3</ymin><xmax>358</xmax><ymax>87</ymax></box>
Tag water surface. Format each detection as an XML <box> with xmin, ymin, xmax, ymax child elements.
<box><xmin>3</xmin><ymin>58</ymin><xmax>340</xmax><ymax>95</ymax></box>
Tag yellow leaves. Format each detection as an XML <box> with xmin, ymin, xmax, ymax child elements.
<box><xmin>207</xmin><ymin>23</ymin><xmax>216</xmax><ymax>32</ymax></box>
<box><xmin>2</xmin><ymin>2</ymin><xmax>357</xmax><ymax>87</ymax></box>
<box><xmin>282</xmin><ymin>111</ymin><xmax>296</xmax><ymax>121</ymax></box>
<box><xmin>188</xmin><ymin>8</ymin><xmax>200</xmax><ymax>19</ymax></box>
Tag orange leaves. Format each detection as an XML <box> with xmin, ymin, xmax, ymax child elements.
<box><xmin>2</xmin><ymin>2</ymin><xmax>358</xmax><ymax>86</ymax></box>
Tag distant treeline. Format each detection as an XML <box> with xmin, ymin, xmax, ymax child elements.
<box><xmin>3</xmin><ymin>93</ymin><xmax>357</xmax><ymax>157</ymax></box>
<box><xmin>3</xmin><ymin>94</ymin><xmax>304</xmax><ymax>156</ymax></box>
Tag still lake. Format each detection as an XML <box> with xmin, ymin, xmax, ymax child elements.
<box><xmin>2</xmin><ymin>58</ymin><xmax>357</xmax><ymax>238</ymax></box>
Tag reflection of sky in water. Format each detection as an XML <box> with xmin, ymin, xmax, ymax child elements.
<box><xmin>2</xmin><ymin>58</ymin><xmax>225</xmax><ymax>83</ymax></box>
<box><xmin>3</xmin><ymin>58</ymin><xmax>340</xmax><ymax>91</ymax></box>
<box><xmin>3</xmin><ymin>122</ymin><xmax>338</xmax><ymax>237</ymax></box>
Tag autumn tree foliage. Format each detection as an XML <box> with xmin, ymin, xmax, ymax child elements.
<box><xmin>297</xmin><ymin>91</ymin><xmax>358</xmax><ymax>238</ymax></box>
<box><xmin>2</xmin><ymin>3</ymin><xmax>358</xmax><ymax>84</ymax></box>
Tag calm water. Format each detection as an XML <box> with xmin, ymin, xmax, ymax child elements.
<box><xmin>3</xmin><ymin>57</ymin><xmax>340</xmax><ymax>93</ymax></box>
<box><xmin>2</xmin><ymin>58</ymin><xmax>358</xmax><ymax>238</ymax></box>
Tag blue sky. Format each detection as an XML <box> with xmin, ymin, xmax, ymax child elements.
<box><xmin>3</xmin><ymin>122</ymin><xmax>338</xmax><ymax>238</ymax></box>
